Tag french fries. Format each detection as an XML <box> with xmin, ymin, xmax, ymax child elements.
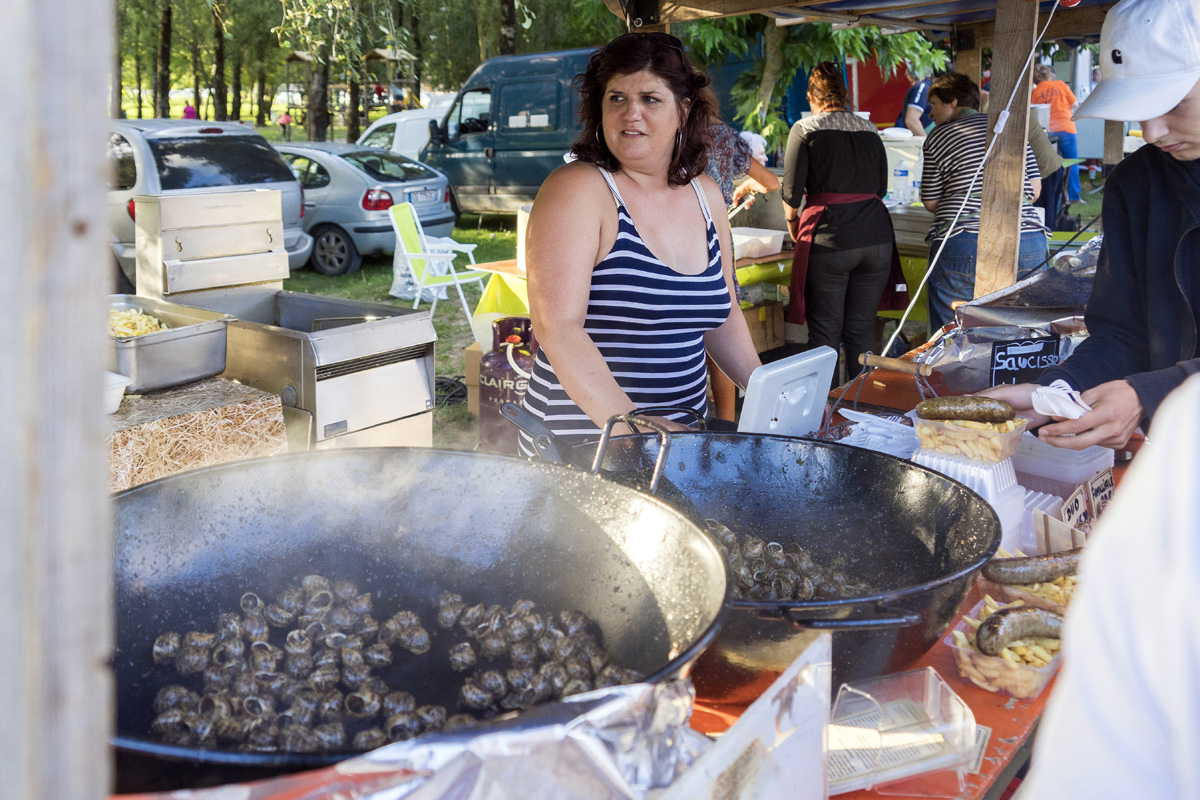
<box><xmin>915</xmin><ymin>417</ymin><xmax>1027</xmax><ymax>462</ymax></box>
<box><xmin>948</xmin><ymin>594</ymin><xmax>1063</xmax><ymax>699</ymax></box>
<box><xmin>109</xmin><ymin>308</ymin><xmax>168</xmax><ymax>338</ymax></box>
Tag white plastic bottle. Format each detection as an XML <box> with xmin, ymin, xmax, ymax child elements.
<box><xmin>893</xmin><ymin>159</ymin><xmax>912</xmax><ymax>204</ymax></box>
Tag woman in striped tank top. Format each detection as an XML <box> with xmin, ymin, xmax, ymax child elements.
<box><xmin>519</xmin><ymin>33</ymin><xmax>762</xmax><ymax>455</ymax></box>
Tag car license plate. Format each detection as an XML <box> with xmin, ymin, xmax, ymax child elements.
<box><xmin>410</xmin><ymin>190</ymin><xmax>438</xmax><ymax>203</ymax></box>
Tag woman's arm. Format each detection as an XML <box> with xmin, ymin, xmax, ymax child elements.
<box><xmin>699</xmin><ymin>176</ymin><xmax>762</xmax><ymax>389</ymax></box>
<box><xmin>525</xmin><ymin>163</ymin><xmax>640</xmax><ymax>426</ymax></box>
<box><xmin>732</xmin><ymin>158</ymin><xmax>781</xmax><ymax>205</ymax></box>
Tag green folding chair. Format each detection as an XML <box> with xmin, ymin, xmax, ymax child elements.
<box><xmin>389</xmin><ymin>202</ymin><xmax>487</xmax><ymax>323</ymax></box>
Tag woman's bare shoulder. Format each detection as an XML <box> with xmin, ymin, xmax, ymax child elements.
<box><xmin>539</xmin><ymin>160</ymin><xmax>609</xmax><ymax>198</ymax></box>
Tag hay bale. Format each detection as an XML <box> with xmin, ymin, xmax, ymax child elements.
<box><xmin>108</xmin><ymin>378</ymin><xmax>287</xmax><ymax>492</ymax></box>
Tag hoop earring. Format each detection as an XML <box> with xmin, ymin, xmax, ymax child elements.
<box><xmin>673</xmin><ymin>130</ymin><xmax>681</xmax><ymax>154</ymax></box>
<box><xmin>596</xmin><ymin>127</ymin><xmax>603</xmax><ymax>145</ymax></box>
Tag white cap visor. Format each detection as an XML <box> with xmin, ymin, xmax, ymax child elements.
<box><xmin>1075</xmin><ymin>69</ymin><xmax>1200</xmax><ymax>121</ymax></box>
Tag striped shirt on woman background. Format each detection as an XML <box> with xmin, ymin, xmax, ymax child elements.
<box><xmin>920</xmin><ymin>112</ymin><xmax>1046</xmax><ymax>241</ymax></box>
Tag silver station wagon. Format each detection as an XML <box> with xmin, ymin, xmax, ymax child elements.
<box><xmin>276</xmin><ymin>142</ymin><xmax>455</xmax><ymax>276</ymax></box>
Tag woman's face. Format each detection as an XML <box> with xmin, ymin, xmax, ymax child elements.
<box><xmin>601</xmin><ymin>70</ymin><xmax>685</xmax><ymax>170</ymax></box>
<box><xmin>929</xmin><ymin>95</ymin><xmax>958</xmax><ymax>126</ymax></box>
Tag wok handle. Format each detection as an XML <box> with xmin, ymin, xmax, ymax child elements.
<box><xmin>499</xmin><ymin>402</ymin><xmax>565</xmax><ymax>465</ymax></box>
<box><xmin>636</xmin><ymin>406</ymin><xmax>710</xmax><ymax>431</ymax></box>
<box><xmin>859</xmin><ymin>354</ymin><xmax>933</xmax><ymax>377</ymax></box>
<box><xmin>594</xmin><ymin>414</ymin><xmax>672</xmax><ymax>493</ymax></box>
<box><xmin>758</xmin><ymin>602</ymin><xmax>921</xmax><ymax>630</ymax></box>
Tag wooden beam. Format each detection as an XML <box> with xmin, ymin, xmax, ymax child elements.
<box><xmin>1104</xmin><ymin>119</ymin><xmax>1125</xmax><ymax>177</ymax></box>
<box><xmin>973</xmin><ymin>4</ymin><xmax>1113</xmax><ymax>47</ymax></box>
<box><xmin>0</xmin><ymin>0</ymin><xmax>114</xmax><ymax>795</ymax></box>
<box><xmin>975</xmin><ymin>0</ymin><xmax>1039</xmax><ymax>300</ymax></box>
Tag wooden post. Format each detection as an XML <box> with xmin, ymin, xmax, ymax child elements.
<box><xmin>975</xmin><ymin>0</ymin><xmax>1040</xmax><ymax>299</ymax></box>
<box><xmin>0</xmin><ymin>0</ymin><xmax>113</xmax><ymax>794</ymax></box>
<box><xmin>1104</xmin><ymin>119</ymin><xmax>1125</xmax><ymax>177</ymax></box>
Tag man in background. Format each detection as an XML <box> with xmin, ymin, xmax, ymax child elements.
<box><xmin>895</xmin><ymin>66</ymin><xmax>933</xmax><ymax>135</ymax></box>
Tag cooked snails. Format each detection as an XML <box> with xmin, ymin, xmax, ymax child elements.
<box><xmin>382</xmin><ymin>690</ymin><xmax>416</xmax><ymax>716</ymax></box>
<box><xmin>351</xmin><ymin>727</ymin><xmax>387</xmax><ymax>751</ymax></box>
<box><xmin>313</xmin><ymin>721</ymin><xmax>346</xmax><ymax>750</ymax></box>
<box><xmin>240</xmin><ymin>593</ymin><xmax>265</xmax><ymax>616</ymax></box>
<box><xmin>153</xmin><ymin>632</ymin><xmax>181</xmax><ymax>664</ymax></box>
<box><xmin>448</xmin><ymin>642</ymin><xmax>477</xmax><ymax>672</ymax></box>
<box><xmin>301</xmin><ymin>575</ymin><xmax>331</xmax><ymax>595</ymax></box>
<box><xmin>343</xmin><ymin>690</ymin><xmax>381</xmax><ymax>719</ymax></box>
<box><xmin>417</xmin><ymin>704</ymin><xmax>447</xmax><ymax>732</ymax></box>
<box><xmin>363</xmin><ymin>643</ymin><xmax>392</xmax><ymax>668</ymax></box>
<box><xmin>384</xmin><ymin>711</ymin><xmax>421</xmax><ymax>742</ymax></box>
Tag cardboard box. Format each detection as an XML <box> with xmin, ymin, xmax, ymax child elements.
<box><xmin>465</xmin><ymin>342</ymin><xmax>482</xmax><ymax>417</ymax></box>
<box><xmin>742</xmin><ymin>301</ymin><xmax>786</xmax><ymax>353</ymax></box>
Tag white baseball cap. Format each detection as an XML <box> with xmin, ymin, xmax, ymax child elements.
<box><xmin>1074</xmin><ymin>0</ymin><xmax>1200</xmax><ymax>121</ymax></box>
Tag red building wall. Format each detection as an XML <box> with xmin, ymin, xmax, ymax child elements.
<box><xmin>848</xmin><ymin>57</ymin><xmax>913</xmax><ymax>128</ymax></box>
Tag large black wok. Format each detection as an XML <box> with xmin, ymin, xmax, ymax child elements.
<box><xmin>112</xmin><ymin>448</ymin><xmax>728</xmax><ymax>792</ymax></box>
<box><xmin>504</xmin><ymin>406</ymin><xmax>1000</xmax><ymax>708</ymax></box>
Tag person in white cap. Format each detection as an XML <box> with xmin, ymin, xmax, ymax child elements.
<box><xmin>983</xmin><ymin>0</ymin><xmax>1200</xmax><ymax>452</ymax></box>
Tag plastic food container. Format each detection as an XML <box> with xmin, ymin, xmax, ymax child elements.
<box><xmin>1010</xmin><ymin>432</ymin><xmax>1114</xmax><ymax>499</ymax></box>
<box><xmin>104</xmin><ymin>371</ymin><xmax>133</xmax><ymax>414</ymax></box>
<box><xmin>911</xmin><ymin>448</ymin><xmax>1026</xmax><ymax>552</ymax></box>
<box><xmin>730</xmin><ymin>226</ymin><xmax>786</xmax><ymax>260</ymax></box>
<box><xmin>944</xmin><ymin>601</ymin><xmax>1061</xmax><ymax>700</ymax></box>
<box><xmin>914</xmin><ymin>417</ymin><xmax>1029</xmax><ymax>462</ymax></box>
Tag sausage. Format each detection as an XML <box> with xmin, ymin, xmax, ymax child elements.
<box><xmin>982</xmin><ymin>548</ymin><xmax>1083</xmax><ymax>585</ymax></box>
<box><xmin>916</xmin><ymin>396</ymin><xmax>1015</xmax><ymax>424</ymax></box>
<box><xmin>975</xmin><ymin>606</ymin><xmax>1064</xmax><ymax>656</ymax></box>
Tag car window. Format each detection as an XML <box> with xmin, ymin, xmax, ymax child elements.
<box><xmin>343</xmin><ymin>151</ymin><xmax>436</xmax><ymax>182</ymax></box>
<box><xmin>284</xmin><ymin>155</ymin><xmax>331</xmax><ymax>189</ymax></box>
<box><xmin>148</xmin><ymin>136</ymin><xmax>296</xmax><ymax>190</ymax></box>
<box><xmin>361</xmin><ymin>124</ymin><xmax>395</xmax><ymax>150</ymax></box>
<box><xmin>499</xmin><ymin>81</ymin><xmax>558</xmax><ymax>131</ymax></box>
<box><xmin>447</xmin><ymin>89</ymin><xmax>491</xmax><ymax>139</ymax></box>
<box><xmin>107</xmin><ymin>132</ymin><xmax>137</xmax><ymax>190</ymax></box>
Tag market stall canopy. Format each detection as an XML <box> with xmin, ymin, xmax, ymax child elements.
<box><xmin>603</xmin><ymin>0</ymin><xmax>1113</xmax><ymax>35</ymax></box>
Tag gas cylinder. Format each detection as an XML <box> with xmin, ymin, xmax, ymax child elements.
<box><xmin>478</xmin><ymin>317</ymin><xmax>537</xmax><ymax>454</ymax></box>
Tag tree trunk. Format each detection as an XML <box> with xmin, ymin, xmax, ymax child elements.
<box><xmin>155</xmin><ymin>1</ymin><xmax>172</xmax><ymax>117</ymax></box>
<box><xmin>347</xmin><ymin>80</ymin><xmax>362</xmax><ymax>142</ymax></box>
<box><xmin>111</xmin><ymin>2</ymin><xmax>123</xmax><ymax>118</ymax></box>
<box><xmin>256</xmin><ymin>66</ymin><xmax>269</xmax><ymax>126</ymax></box>
<box><xmin>135</xmin><ymin>19</ymin><xmax>144</xmax><ymax>118</ymax></box>
<box><xmin>755</xmin><ymin>24</ymin><xmax>784</xmax><ymax>127</ymax></box>
<box><xmin>191</xmin><ymin>43</ymin><xmax>203</xmax><ymax>118</ymax></box>
<box><xmin>411</xmin><ymin>3</ymin><xmax>421</xmax><ymax>100</ymax></box>
<box><xmin>499</xmin><ymin>0</ymin><xmax>516</xmax><ymax>56</ymax></box>
<box><xmin>231</xmin><ymin>52</ymin><xmax>243</xmax><ymax>120</ymax></box>
<box><xmin>308</xmin><ymin>58</ymin><xmax>330</xmax><ymax>141</ymax></box>
<box><xmin>211</xmin><ymin>5</ymin><xmax>227</xmax><ymax>120</ymax></box>
<box><xmin>476</xmin><ymin>0</ymin><xmax>488</xmax><ymax>63</ymax></box>
<box><xmin>151</xmin><ymin>47</ymin><xmax>158</xmax><ymax>118</ymax></box>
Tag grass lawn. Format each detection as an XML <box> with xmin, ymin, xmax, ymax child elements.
<box><xmin>283</xmin><ymin>214</ymin><xmax>518</xmax><ymax>449</ymax></box>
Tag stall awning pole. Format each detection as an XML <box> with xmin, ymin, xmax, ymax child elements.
<box><xmin>975</xmin><ymin>0</ymin><xmax>1041</xmax><ymax>299</ymax></box>
<box><xmin>0</xmin><ymin>0</ymin><xmax>113</xmax><ymax>792</ymax></box>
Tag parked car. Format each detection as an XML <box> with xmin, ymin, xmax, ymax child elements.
<box><xmin>274</xmin><ymin>142</ymin><xmax>454</xmax><ymax>276</ymax></box>
<box><xmin>358</xmin><ymin>107</ymin><xmax>445</xmax><ymax>161</ymax></box>
<box><xmin>421</xmin><ymin>48</ymin><xmax>593</xmax><ymax>215</ymax></box>
<box><xmin>107</xmin><ymin>120</ymin><xmax>312</xmax><ymax>288</ymax></box>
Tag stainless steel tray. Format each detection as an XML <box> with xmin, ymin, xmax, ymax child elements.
<box><xmin>108</xmin><ymin>295</ymin><xmax>232</xmax><ymax>393</ymax></box>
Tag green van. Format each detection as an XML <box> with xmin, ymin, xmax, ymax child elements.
<box><xmin>421</xmin><ymin>48</ymin><xmax>594</xmax><ymax>215</ymax></box>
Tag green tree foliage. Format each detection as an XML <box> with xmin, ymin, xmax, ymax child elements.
<box><xmin>680</xmin><ymin>18</ymin><xmax>947</xmax><ymax>151</ymax></box>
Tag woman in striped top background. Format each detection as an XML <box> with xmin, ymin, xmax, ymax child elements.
<box><xmin>920</xmin><ymin>72</ymin><xmax>1049</xmax><ymax>330</ymax></box>
<box><xmin>519</xmin><ymin>33</ymin><xmax>761</xmax><ymax>453</ymax></box>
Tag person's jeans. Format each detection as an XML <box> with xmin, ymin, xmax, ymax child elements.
<box><xmin>1055</xmin><ymin>131</ymin><xmax>1081</xmax><ymax>202</ymax></box>
<box><xmin>927</xmin><ymin>231</ymin><xmax>1048</xmax><ymax>330</ymax></box>
<box><xmin>804</xmin><ymin>243</ymin><xmax>893</xmax><ymax>381</ymax></box>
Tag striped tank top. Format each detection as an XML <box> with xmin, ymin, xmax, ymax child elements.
<box><xmin>519</xmin><ymin>166</ymin><xmax>731</xmax><ymax>454</ymax></box>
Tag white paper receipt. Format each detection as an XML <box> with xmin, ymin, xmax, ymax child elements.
<box><xmin>1031</xmin><ymin>379</ymin><xmax>1093</xmax><ymax>420</ymax></box>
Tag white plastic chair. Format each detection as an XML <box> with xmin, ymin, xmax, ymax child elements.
<box><xmin>389</xmin><ymin>202</ymin><xmax>487</xmax><ymax>323</ymax></box>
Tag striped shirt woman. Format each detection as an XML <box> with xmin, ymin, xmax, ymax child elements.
<box><xmin>519</xmin><ymin>167</ymin><xmax>731</xmax><ymax>452</ymax></box>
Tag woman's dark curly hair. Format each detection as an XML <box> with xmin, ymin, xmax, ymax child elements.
<box><xmin>930</xmin><ymin>72</ymin><xmax>981</xmax><ymax>111</ymax></box>
<box><xmin>571</xmin><ymin>33</ymin><xmax>716</xmax><ymax>187</ymax></box>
